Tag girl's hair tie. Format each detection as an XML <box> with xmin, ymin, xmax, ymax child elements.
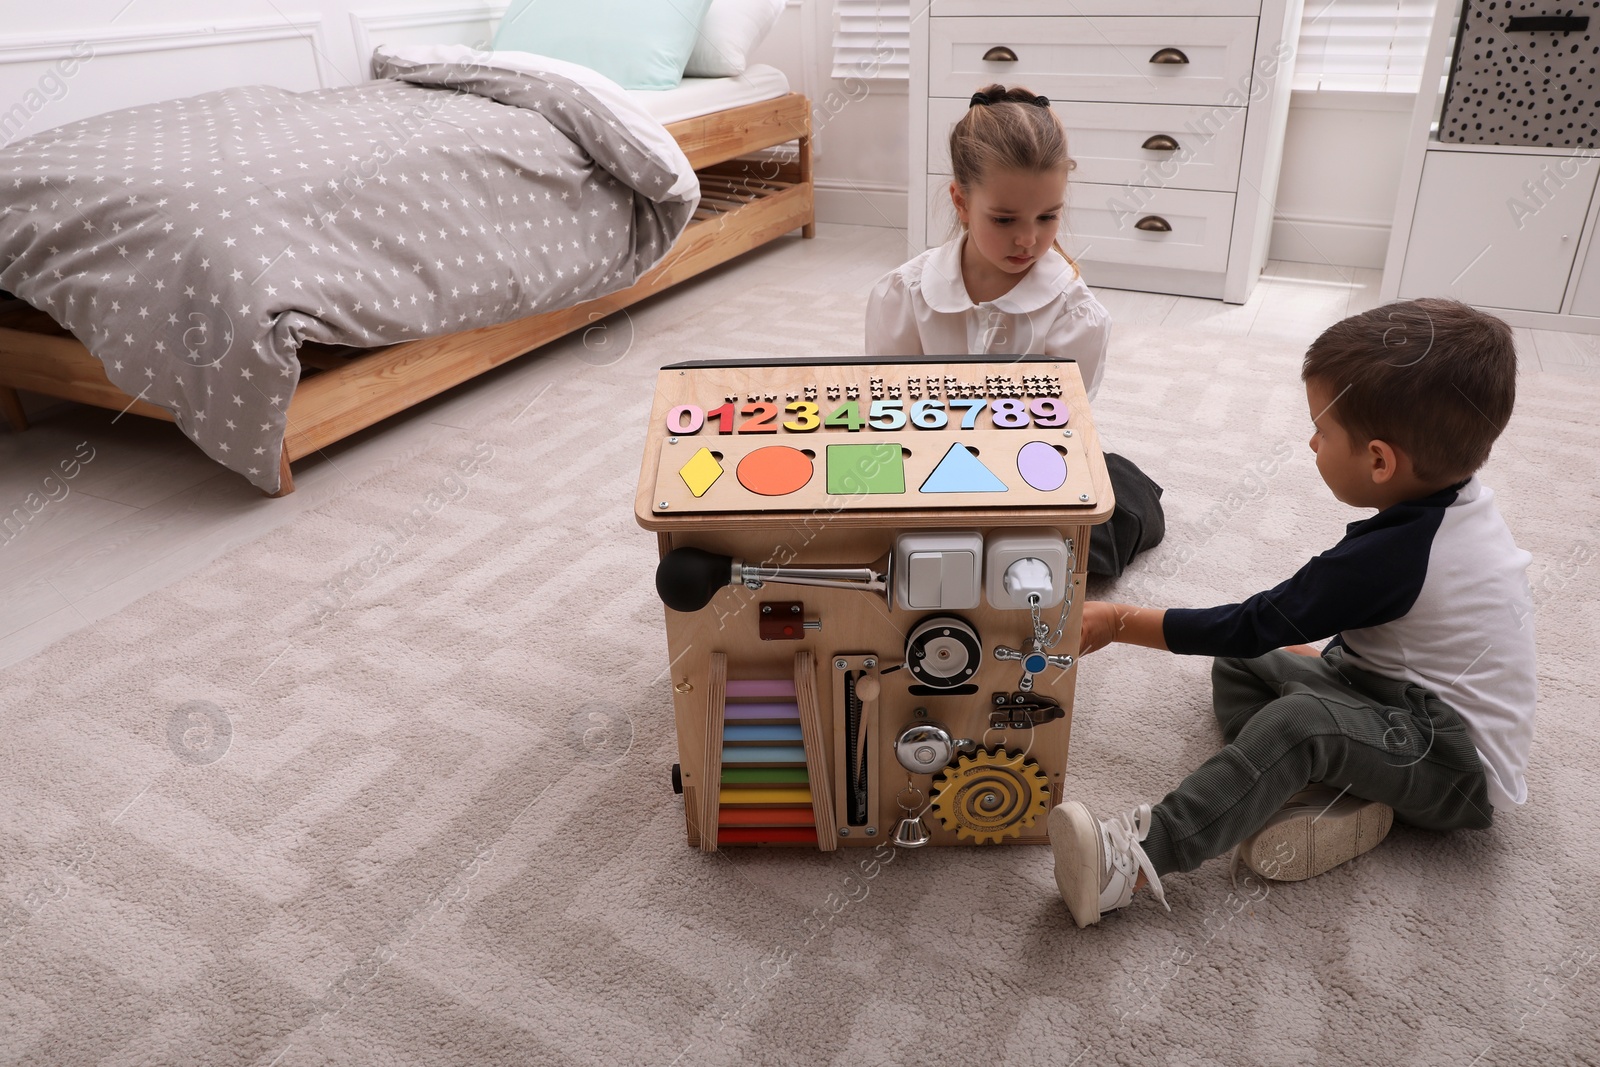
<box><xmin>969</xmin><ymin>91</ymin><xmax>1050</xmax><ymax>109</ymax></box>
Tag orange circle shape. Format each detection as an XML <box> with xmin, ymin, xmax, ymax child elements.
<box><xmin>737</xmin><ymin>446</ymin><xmax>814</xmax><ymax>496</ymax></box>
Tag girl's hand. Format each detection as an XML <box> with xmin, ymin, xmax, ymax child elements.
<box><xmin>1282</xmin><ymin>644</ymin><xmax>1322</xmax><ymax>657</ymax></box>
<box><xmin>1079</xmin><ymin>601</ymin><xmax>1121</xmax><ymax>656</ymax></box>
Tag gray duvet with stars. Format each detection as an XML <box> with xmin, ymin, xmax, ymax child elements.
<box><xmin>0</xmin><ymin>49</ymin><xmax>697</xmax><ymax>492</ymax></box>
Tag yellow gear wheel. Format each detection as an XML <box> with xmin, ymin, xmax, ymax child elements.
<box><xmin>929</xmin><ymin>748</ymin><xmax>1052</xmax><ymax>844</ymax></box>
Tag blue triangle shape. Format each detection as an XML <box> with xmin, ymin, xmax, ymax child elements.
<box><xmin>920</xmin><ymin>442</ymin><xmax>1008</xmax><ymax>494</ymax></box>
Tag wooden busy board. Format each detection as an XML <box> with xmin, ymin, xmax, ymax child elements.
<box><xmin>636</xmin><ymin>356</ymin><xmax>1115</xmax><ymax>851</ymax></box>
<box><xmin>637</xmin><ymin>357</ymin><xmax>1102</xmax><ymax>523</ymax></box>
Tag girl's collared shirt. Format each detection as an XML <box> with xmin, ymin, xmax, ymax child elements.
<box><xmin>865</xmin><ymin>234</ymin><xmax>1111</xmax><ymax>402</ymax></box>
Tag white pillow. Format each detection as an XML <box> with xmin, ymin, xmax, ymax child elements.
<box><xmin>683</xmin><ymin>0</ymin><xmax>786</xmax><ymax>78</ymax></box>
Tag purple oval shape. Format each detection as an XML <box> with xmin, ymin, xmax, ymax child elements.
<box><xmin>1017</xmin><ymin>440</ymin><xmax>1067</xmax><ymax>492</ymax></box>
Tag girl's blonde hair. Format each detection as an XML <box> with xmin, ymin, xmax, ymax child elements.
<box><xmin>949</xmin><ymin>83</ymin><xmax>1078</xmax><ymax>277</ymax></box>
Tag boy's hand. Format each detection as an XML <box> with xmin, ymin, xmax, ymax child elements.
<box><xmin>1078</xmin><ymin>601</ymin><xmax>1171</xmax><ymax>655</ymax></box>
<box><xmin>1282</xmin><ymin>644</ymin><xmax>1322</xmax><ymax>657</ymax></box>
<box><xmin>1079</xmin><ymin>601</ymin><xmax>1122</xmax><ymax>656</ymax></box>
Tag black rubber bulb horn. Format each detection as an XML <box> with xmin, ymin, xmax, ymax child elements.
<box><xmin>655</xmin><ymin>547</ymin><xmax>736</xmax><ymax>613</ymax></box>
<box><xmin>654</xmin><ymin>547</ymin><xmax>893</xmax><ymax>613</ymax></box>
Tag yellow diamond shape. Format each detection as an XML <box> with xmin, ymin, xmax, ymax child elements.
<box><xmin>678</xmin><ymin>446</ymin><xmax>724</xmax><ymax>498</ymax></box>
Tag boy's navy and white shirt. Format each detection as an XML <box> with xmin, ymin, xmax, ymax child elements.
<box><xmin>865</xmin><ymin>235</ymin><xmax>1110</xmax><ymax>402</ymax></box>
<box><xmin>1164</xmin><ymin>477</ymin><xmax>1537</xmax><ymax>810</ymax></box>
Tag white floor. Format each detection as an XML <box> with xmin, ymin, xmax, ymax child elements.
<box><xmin>2</xmin><ymin>223</ymin><xmax>1595</xmax><ymax>670</ymax></box>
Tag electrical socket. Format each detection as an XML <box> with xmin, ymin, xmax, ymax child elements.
<box><xmin>984</xmin><ymin>528</ymin><xmax>1069</xmax><ymax>609</ymax></box>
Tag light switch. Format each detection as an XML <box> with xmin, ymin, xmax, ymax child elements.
<box><xmin>893</xmin><ymin>531</ymin><xmax>983</xmax><ymax>611</ymax></box>
<box><xmin>907</xmin><ymin>552</ymin><xmax>944</xmax><ymax>607</ymax></box>
<box><xmin>941</xmin><ymin>550</ymin><xmax>978</xmax><ymax>608</ymax></box>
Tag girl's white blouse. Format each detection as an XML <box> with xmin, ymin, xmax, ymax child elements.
<box><xmin>865</xmin><ymin>235</ymin><xmax>1110</xmax><ymax>402</ymax></box>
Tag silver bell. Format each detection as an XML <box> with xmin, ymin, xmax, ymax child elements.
<box><xmin>892</xmin><ymin>813</ymin><xmax>931</xmax><ymax>849</ymax></box>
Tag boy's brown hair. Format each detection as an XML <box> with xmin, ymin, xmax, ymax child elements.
<box><xmin>1302</xmin><ymin>298</ymin><xmax>1517</xmax><ymax>483</ymax></box>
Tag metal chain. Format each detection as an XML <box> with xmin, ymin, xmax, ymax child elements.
<box><xmin>1028</xmin><ymin>537</ymin><xmax>1077</xmax><ymax>651</ymax></box>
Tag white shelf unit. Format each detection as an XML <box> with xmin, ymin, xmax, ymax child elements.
<box><xmin>908</xmin><ymin>0</ymin><xmax>1305</xmax><ymax>305</ymax></box>
<box><xmin>1380</xmin><ymin>0</ymin><xmax>1600</xmax><ymax>332</ymax></box>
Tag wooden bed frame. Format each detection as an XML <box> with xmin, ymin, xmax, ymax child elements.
<box><xmin>0</xmin><ymin>93</ymin><xmax>814</xmax><ymax>496</ymax></box>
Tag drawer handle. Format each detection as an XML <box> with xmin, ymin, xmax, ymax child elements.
<box><xmin>1141</xmin><ymin>133</ymin><xmax>1181</xmax><ymax>152</ymax></box>
<box><xmin>982</xmin><ymin>46</ymin><xmax>1019</xmax><ymax>62</ymax></box>
<box><xmin>1134</xmin><ymin>215</ymin><xmax>1172</xmax><ymax>233</ymax></box>
<box><xmin>1149</xmin><ymin>47</ymin><xmax>1190</xmax><ymax>65</ymax></box>
<box><xmin>1506</xmin><ymin>15</ymin><xmax>1589</xmax><ymax>32</ymax></box>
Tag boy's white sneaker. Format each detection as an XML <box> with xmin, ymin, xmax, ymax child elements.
<box><xmin>1233</xmin><ymin>786</ymin><xmax>1394</xmax><ymax>884</ymax></box>
<box><xmin>1048</xmin><ymin>801</ymin><xmax>1170</xmax><ymax>928</ymax></box>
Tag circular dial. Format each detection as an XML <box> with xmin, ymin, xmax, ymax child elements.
<box><xmin>905</xmin><ymin>615</ymin><xmax>982</xmax><ymax>689</ymax></box>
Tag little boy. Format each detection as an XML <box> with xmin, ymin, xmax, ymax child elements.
<box><xmin>1051</xmin><ymin>298</ymin><xmax>1537</xmax><ymax>927</ymax></box>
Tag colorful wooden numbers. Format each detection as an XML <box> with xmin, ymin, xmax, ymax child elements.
<box><xmin>666</xmin><ymin>396</ymin><xmax>1071</xmax><ymax>436</ymax></box>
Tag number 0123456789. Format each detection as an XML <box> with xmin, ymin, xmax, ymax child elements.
<box><xmin>664</xmin><ymin>397</ymin><xmax>1070</xmax><ymax>436</ymax></box>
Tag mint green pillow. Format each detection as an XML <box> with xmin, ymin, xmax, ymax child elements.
<box><xmin>493</xmin><ymin>0</ymin><xmax>715</xmax><ymax>90</ymax></box>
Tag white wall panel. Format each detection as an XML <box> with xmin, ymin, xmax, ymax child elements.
<box><xmin>752</xmin><ymin>0</ymin><xmax>909</xmax><ymax>229</ymax></box>
<box><xmin>349</xmin><ymin>6</ymin><xmax>505</xmax><ymax>78</ymax></box>
<box><xmin>0</xmin><ymin>20</ymin><xmax>326</xmax><ymax>146</ymax></box>
<box><xmin>1268</xmin><ymin>92</ymin><xmax>1412</xmax><ymax>268</ymax></box>
<box><xmin>0</xmin><ymin>2</ymin><xmax>486</xmax><ymax>143</ymax></box>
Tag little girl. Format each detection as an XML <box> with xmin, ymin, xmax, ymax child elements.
<box><xmin>866</xmin><ymin>84</ymin><xmax>1162</xmax><ymax>576</ymax></box>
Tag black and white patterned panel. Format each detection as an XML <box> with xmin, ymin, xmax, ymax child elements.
<box><xmin>1440</xmin><ymin>1</ymin><xmax>1600</xmax><ymax>147</ymax></box>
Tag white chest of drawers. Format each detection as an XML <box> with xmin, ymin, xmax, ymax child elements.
<box><xmin>909</xmin><ymin>0</ymin><xmax>1304</xmax><ymax>304</ymax></box>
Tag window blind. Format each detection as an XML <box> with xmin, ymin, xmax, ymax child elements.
<box><xmin>1295</xmin><ymin>0</ymin><xmax>1438</xmax><ymax>92</ymax></box>
<box><xmin>831</xmin><ymin>0</ymin><xmax>910</xmax><ymax>80</ymax></box>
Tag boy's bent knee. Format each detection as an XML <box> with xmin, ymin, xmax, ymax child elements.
<box><xmin>1227</xmin><ymin>694</ymin><xmax>1345</xmax><ymax>771</ymax></box>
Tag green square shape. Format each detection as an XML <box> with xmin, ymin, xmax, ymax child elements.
<box><xmin>827</xmin><ymin>442</ymin><xmax>906</xmax><ymax>496</ymax></box>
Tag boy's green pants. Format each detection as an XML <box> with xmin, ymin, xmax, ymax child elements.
<box><xmin>1141</xmin><ymin>647</ymin><xmax>1495</xmax><ymax>876</ymax></box>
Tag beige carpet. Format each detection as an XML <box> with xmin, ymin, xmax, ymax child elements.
<box><xmin>2</xmin><ymin>284</ymin><xmax>1598</xmax><ymax>1067</ymax></box>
